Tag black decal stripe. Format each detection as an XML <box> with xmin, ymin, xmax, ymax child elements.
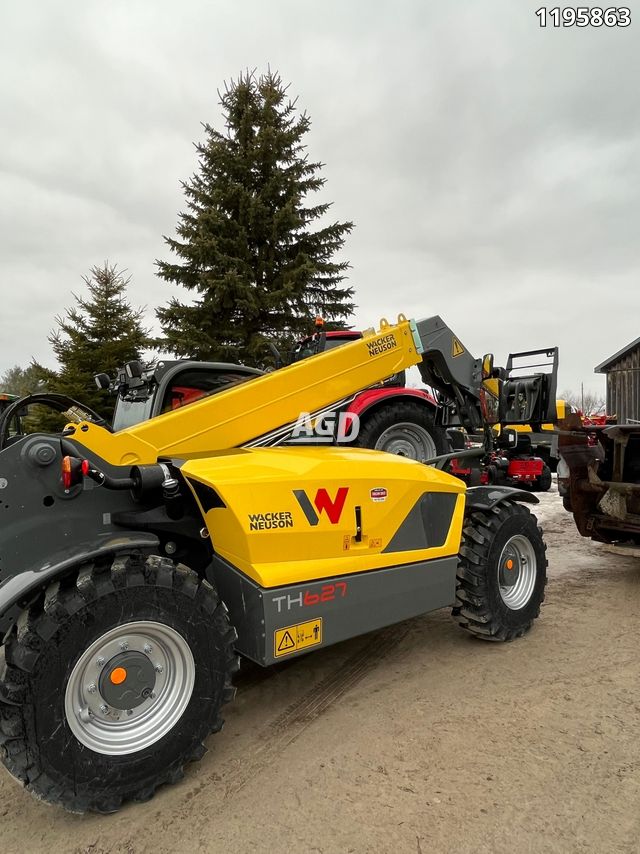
<box><xmin>383</xmin><ymin>492</ymin><xmax>458</xmax><ymax>553</ymax></box>
<box><xmin>243</xmin><ymin>396</ymin><xmax>355</xmax><ymax>448</ymax></box>
<box><xmin>293</xmin><ymin>490</ymin><xmax>319</xmax><ymax>526</ymax></box>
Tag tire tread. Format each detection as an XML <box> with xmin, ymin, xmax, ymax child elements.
<box><xmin>454</xmin><ymin>501</ymin><xmax>547</xmax><ymax>641</ymax></box>
<box><xmin>0</xmin><ymin>553</ymin><xmax>237</xmax><ymax>813</ymax></box>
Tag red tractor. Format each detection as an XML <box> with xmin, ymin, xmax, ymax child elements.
<box><xmin>289</xmin><ymin>323</ymin><xmax>449</xmax><ymax>461</ymax></box>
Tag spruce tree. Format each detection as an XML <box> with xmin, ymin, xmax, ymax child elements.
<box><xmin>0</xmin><ymin>364</ymin><xmax>53</xmax><ymax>397</ymax></box>
<box><xmin>156</xmin><ymin>70</ymin><xmax>355</xmax><ymax>364</ymax></box>
<box><xmin>0</xmin><ymin>363</ymin><xmax>61</xmax><ymax>434</ymax></box>
<box><xmin>47</xmin><ymin>263</ymin><xmax>151</xmax><ymax>420</ymax></box>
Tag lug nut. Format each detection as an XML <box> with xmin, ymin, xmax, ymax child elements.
<box><xmin>96</xmin><ymin>657</ymin><xmax>105</xmax><ymax>667</ymax></box>
<box><xmin>144</xmin><ymin>644</ymin><xmax>153</xmax><ymax>654</ymax></box>
<box><xmin>126</xmin><ymin>709</ymin><xmax>133</xmax><ymax>717</ymax></box>
<box><xmin>87</xmin><ymin>683</ymin><xmax>97</xmax><ymax>694</ymax></box>
<box><xmin>155</xmin><ymin>664</ymin><xmax>163</xmax><ymax>673</ymax></box>
<box><xmin>100</xmin><ymin>704</ymin><xmax>109</xmax><ymax>715</ymax></box>
<box><xmin>119</xmin><ymin>641</ymin><xmax>129</xmax><ymax>651</ymax></box>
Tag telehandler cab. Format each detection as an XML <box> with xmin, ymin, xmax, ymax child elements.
<box><xmin>0</xmin><ymin>315</ymin><xmax>552</xmax><ymax>812</ymax></box>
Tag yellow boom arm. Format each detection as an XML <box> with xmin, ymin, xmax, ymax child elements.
<box><xmin>68</xmin><ymin>316</ymin><xmax>423</xmax><ymax>466</ymax></box>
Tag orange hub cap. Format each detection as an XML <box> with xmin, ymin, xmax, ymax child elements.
<box><xmin>109</xmin><ymin>666</ymin><xmax>127</xmax><ymax>685</ymax></box>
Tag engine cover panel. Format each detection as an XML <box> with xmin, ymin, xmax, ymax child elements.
<box><xmin>183</xmin><ymin>446</ymin><xmax>465</xmax><ymax>588</ymax></box>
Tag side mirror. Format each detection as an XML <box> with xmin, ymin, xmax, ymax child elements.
<box><xmin>94</xmin><ymin>373</ymin><xmax>111</xmax><ymax>390</ymax></box>
<box><xmin>125</xmin><ymin>360</ymin><xmax>144</xmax><ymax>379</ymax></box>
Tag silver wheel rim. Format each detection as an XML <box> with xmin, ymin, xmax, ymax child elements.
<box><xmin>498</xmin><ymin>534</ymin><xmax>537</xmax><ymax>610</ymax></box>
<box><xmin>64</xmin><ymin>620</ymin><xmax>195</xmax><ymax>756</ymax></box>
<box><xmin>374</xmin><ymin>422</ymin><xmax>437</xmax><ymax>462</ymax></box>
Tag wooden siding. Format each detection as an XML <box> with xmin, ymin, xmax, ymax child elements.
<box><xmin>605</xmin><ymin>344</ymin><xmax>640</xmax><ymax>423</ymax></box>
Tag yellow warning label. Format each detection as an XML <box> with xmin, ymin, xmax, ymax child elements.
<box><xmin>274</xmin><ymin>618</ymin><xmax>323</xmax><ymax>658</ymax></box>
<box><xmin>452</xmin><ymin>337</ymin><xmax>465</xmax><ymax>358</ymax></box>
<box><xmin>275</xmin><ymin>629</ymin><xmax>296</xmax><ymax>653</ymax></box>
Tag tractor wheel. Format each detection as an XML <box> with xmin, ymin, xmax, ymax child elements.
<box><xmin>454</xmin><ymin>501</ymin><xmax>547</xmax><ymax>641</ymax></box>
<box><xmin>0</xmin><ymin>553</ymin><xmax>238</xmax><ymax>813</ymax></box>
<box><xmin>354</xmin><ymin>401</ymin><xmax>449</xmax><ymax>463</ymax></box>
<box><xmin>534</xmin><ymin>464</ymin><xmax>553</xmax><ymax>492</ymax></box>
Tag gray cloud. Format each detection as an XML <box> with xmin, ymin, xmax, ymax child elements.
<box><xmin>1</xmin><ymin>0</ymin><xmax>638</xmax><ymax>397</ymax></box>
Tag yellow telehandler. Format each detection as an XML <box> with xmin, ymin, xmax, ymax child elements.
<box><xmin>0</xmin><ymin>314</ymin><xmax>554</xmax><ymax>812</ymax></box>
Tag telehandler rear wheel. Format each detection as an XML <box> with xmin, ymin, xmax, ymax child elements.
<box><xmin>454</xmin><ymin>501</ymin><xmax>547</xmax><ymax>641</ymax></box>
<box><xmin>0</xmin><ymin>553</ymin><xmax>238</xmax><ymax>813</ymax></box>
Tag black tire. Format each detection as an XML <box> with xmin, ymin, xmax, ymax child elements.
<box><xmin>533</xmin><ymin>464</ymin><xmax>552</xmax><ymax>493</ymax></box>
<box><xmin>454</xmin><ymin>501</ymin><xmax>547</xmax><ymax>641</ymax></box>
<box><xmin>0</xmin><ymin>553</ymin><xmax>238</xmax><ymax>813</ymax></box>
<box><xmin>354</xmin><ymin>401</ymin><xmax>449</xmax><ymax>462</ymax></box>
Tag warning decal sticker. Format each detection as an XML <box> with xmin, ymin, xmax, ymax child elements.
<box><xmin>276</xmin><ymin>630</ymin><xmax>295</xmax><ymax>653</ymax></box>
<box><xmin>452</xmin><ymin>337</ymin><xmax>465</xmax><ymax>358</ymax></box>
<box><xmin>274</xmin><ymin>618</ymin><xmax>323</xmax><ymax>658</ymax></box>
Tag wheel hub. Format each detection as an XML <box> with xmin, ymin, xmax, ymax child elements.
<box><xmin>98</xmin><ymin>651</ymin><xmax>157</xmax><ymax>711</ymax></box>
<box><xmin>497</xmin><ymin>534</ymin><xmax>537</xmax><ymax>609</ymax></box>
<box><xmin>498</xmin><ymin>550</ymin><xmax>521</xmax><ymax>589</ymax></box>
<box><xmin>374</xmin><ymin>422</ymin><xmax>437</xmax><ymax>462</ymax></box>
<box><xmin>64</xmin><ymin>621</ymin><xmax>195</xmax><ymax>756</ymax></box>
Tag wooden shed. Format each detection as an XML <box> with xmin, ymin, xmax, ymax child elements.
<box><xmin>595</xmin><ymin>337</ymin><xmax>640</xmax><ymax>423</ymax></box>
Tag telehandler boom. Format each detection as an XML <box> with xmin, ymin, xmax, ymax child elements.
<box><xmin>0</xmin><ymin>314</ymin><xmax>550</xmax><ymax>813</ymax></box>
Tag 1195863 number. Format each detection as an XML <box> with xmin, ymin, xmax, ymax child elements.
<box><xmin>536</xmin><ymin>7</ymin><xmax>631</xmax><ymax>26</ymax></box>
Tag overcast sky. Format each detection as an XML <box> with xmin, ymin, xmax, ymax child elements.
<box><xmin>1</xmin><ymin>0</ymin><xmax>638</xmax><ymax>397</ymax></box>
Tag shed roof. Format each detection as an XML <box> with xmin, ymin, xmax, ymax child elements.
<box><xmin>595</xmin><ymin>335</ymin><xmax>640</xmax><ymax>373</ymax></box>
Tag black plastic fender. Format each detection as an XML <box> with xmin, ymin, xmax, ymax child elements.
<box><xmin>464</xmin><ymin>485</ymin><xmax>539</xmax><ymax>512</ymax></box>
<box><xmin>0</xmin><ymin>533</ymin><xmax>159</xmax><ymax>634</ymax></box>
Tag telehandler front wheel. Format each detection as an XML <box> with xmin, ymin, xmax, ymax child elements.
<box><xmin>0</xmin><ymin>554</ymin><xmax>238</xmax><ymax>813</ymax></box>
<box><xmin>454</xmin><ymin>501</ymin><xmax>547</xmax><ymax>641</ymax></box>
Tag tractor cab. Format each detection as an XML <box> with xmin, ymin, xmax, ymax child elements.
<box><xmin>290</xmin><ymin>322</ymin><xmax>405</xmax><ymax>387</ymax></box>
<box><xmin>290</xmin><ymin>322</ymin><xmax>362</xmax><ymax>363</ymax></box>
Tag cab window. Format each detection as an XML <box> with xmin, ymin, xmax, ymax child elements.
<box><xmin>159</xmin><ymin>369</ymin><xmax>257</xmax><ymax>414</ymax></box>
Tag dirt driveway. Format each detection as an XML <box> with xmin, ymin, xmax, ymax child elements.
<box><xmin>2</xmin><ymin>481</ymin><xmax>640</xmax><ymax>854</ymax></box>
